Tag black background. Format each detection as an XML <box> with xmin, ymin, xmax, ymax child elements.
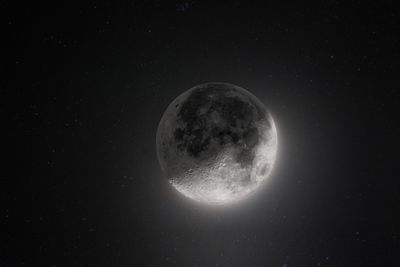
<box><xmin>5</xmin><ymin>1</ymin><xmax>400</xmax><ymax>266</ymax></box>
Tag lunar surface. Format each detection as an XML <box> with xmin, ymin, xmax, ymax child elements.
<box><xmin>156</xmin><ymin>83</ymin><xmax>278</xmax><ymax>205</ymax></box>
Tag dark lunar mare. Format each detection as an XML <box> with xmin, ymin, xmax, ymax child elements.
<box><xmin>172</xmin><ymin>83</ymin><xmax>268</xmax><ymax>167</ymax></box>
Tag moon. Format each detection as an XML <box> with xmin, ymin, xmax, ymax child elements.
<box><xmin>156</xmin><ymin>82</ymin><xmax>278</xmax><ymax>205</ymax></box>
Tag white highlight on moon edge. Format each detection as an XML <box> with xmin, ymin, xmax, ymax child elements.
<box><xmin>169</xmin><ymin>118</ymin><xmax>278</xmax><ymax>205</ymax></box>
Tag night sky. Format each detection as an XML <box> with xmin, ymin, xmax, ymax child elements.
<box><xmin>6</xmin><ymin>1</ymin><xmax>400</xmax><ymax>266</ymax></box>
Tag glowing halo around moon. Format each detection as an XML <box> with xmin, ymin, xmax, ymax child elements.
<box><xmin>156</xmin><ymin>83</ymin><xmax>278</xmax><ymax>205</ymax></box>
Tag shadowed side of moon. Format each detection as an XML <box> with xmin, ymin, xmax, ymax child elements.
<box><xmin>156</xmin><ymin>83</ymin><xmax>277</xmax><ymax>205</ymax></box>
